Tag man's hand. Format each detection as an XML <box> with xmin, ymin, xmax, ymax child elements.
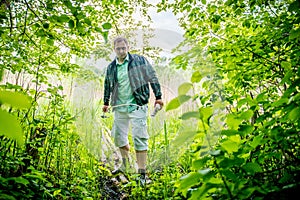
<box><xmin>154</xmin><ymin>99</ymin><xmax>163</xmax><ymax>109</ymax></box>
<box><xmin>102</xmin><ymin>105</ymin><xmax>109</xmax><ymax>113</ymax></box>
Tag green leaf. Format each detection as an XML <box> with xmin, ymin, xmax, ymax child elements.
<box><xmin>95</xmin><ymin>27</ymin><xmax>102</xmax><ymax>33</ymax></box>
<box><xmin>290</xmin><ymin>92</ymin><xmax>300</xmax><ymax>103</ymax></box>
<box><xmin>36</xmin><ymin>29</ymin><xmax>46</xmax><ymax>37</ymax></box>
<box><xmin>190</xmin><ymin>183</ymin><xmax>215</xmax><ymax>200</ymax></box>
<box><xmin>209</xmin><ymin>149</ymin><xmax>221</xmax><ymax>156</ymax></box>
<box><xmin>221</xmin><ymin>135</ymin><xmax>241</xmax><ymax>154</ymax></box>
<box><xmin>46</xmin><ymin>1</ymin><xmax>54</xmax><ymax>10</ymax></box>
<box><xmin>279</xmin><ymin>173</ymin><xmax>293</xmax><ymax>184</ymax></box>
<box><xmin>198</xmin><ymin>168</ymin><xmax>211</xmax><ymax>175</ymax></box>
<box><xmin>166</xmin><ymin>95</ymin><xmax>191</xmax><ymax>111</ymax></box>
<box><xmin>102</xmin><ymin>22</ymin><xmax>112</xmax><ymax>30</ymax></box>
<box><xmin>229</xmin><ymin>134</ymin><xmax>241</xmax><ymax>143</ymax></box>
<box><xmin>280</xmin><ymin>71</ymin><xmax>293</xmax><ymax>85</ymax></box>
<box><xmin>191</xmin><ymin>71</ymin><xmax>202</xmax><ymax>83</ymax></box>
<box><xmin>281</xmin><ymin>61</ymin><xmax>292</xmax><ymax>71</ymax></box>
<box><xmin>237</xmin><ymin>98</ymin><xmax>248</xmax><ymax>108</ymax></box>
<box><xmin>256</xmin><ymin>92</ymin><xmax>267</xmax><ymax>102</ymax></box>
<box><xmin>272</xmin><ymin>97</ymin><xmax>289</xmax><ymax>107</ymax></box>
<box><xmin>222</xmin><ymin>169</ymin><xmax>237</xmax><ymax>181</ymax></box>
<box><xmin>288</xmin><ymin>107</ymin><xmax>300</xmax><ymax>121</ymax></box>
<box><xmin>63</xmin><ymin>0</ymin><xmax>73</xmax><ymax>9</ymax></box>
<box><xmin>102</xmin><ymin>31</ymin><xmax>109</xmax><ymax>43</ymax></box>
<box><xmin>0</xmin><ymin>194</ymin><xmax>16</xmax><ymax>200</ymax></box>
<box><xmin>192</xmin><ymin>157</ymin><xmax>210</xmax><ymax>170</ymax></box>
<box><xmin>178</xmin><ymin>172</ymin><xmax>201</xmax><ymax>197</ymax></box>
<box><xmin>288</xmin><ymin>0</ymin><xmax>300</xmax><ymax>12</ymax></box>
<box><xmin>53</xmin><ymin>189</ymin><xmax>61</xmax><ymax>196</ymax></box>
<box><xmin>249</xmin><ymin>135</ymin><xmax>263</xmax><ymax>149</ymax></box>
<box><xmin>178</xmin><ymin>82</ymin><xmax>193</xmax><ymax>95</ymax></box>
<box><xmin>68</xmin><ymin>19</ymin><xmax>75</xmax><ymax>29</ymax></box>
<box><xmin>242</xmin><ymin>162</ymin><xmax>262</xmax><ymax>175</ymax></box>
<box><xmin>219</xmin><ymin>157</ymin><xmax>244</xmax><ymax>169</ymax></box>
<box><xmin>226</xmin><ymin>113</ymin><xmax>242</xmax><ymax>130</ymax></box>
<box><xmin>8</xmin><ymin>177</ymin><xmax>30</xmax><ymax>185</ymax></box>
<box><xmin>221</xmin><ymin>129</ymin><xmax>239</xmax><ymax>136</ymax></box>
<box><xmin>173</xmin><ymin>130</ymin><xmax>198</xmax><ymax>146</ymax></box>
<box><xmin>46</xmin><ymin>39</ymin><xmax>54</xmax><ymax>46</ymax></box>
<box><xmin>239</xmin><ymin>110</ymin><xmax>253</xmax><ymax>120</ymax></box>
<box><xmin>76</xmin><ymin>21</ymin><xmax>84</xmax><ymax>33</ymax></box>
<box><xmin>199</xmin><ymin>107</ymin><xmax>213</xmax><ymax>123</ymax></box>
<box><xmin>237</xmin><ymin>97</ymin><xmax>255</xmax><ymax>108</ymax></box>
<box><xmin>0</xmin><ymin>90</ymin><xmax>31</xmax><ymax>109</ymax></box>
<box><xmin>43</xmin><ymin>23</ymin><xmax>49</xmax><ymax>29</ymax></box>
<box><xmin>84</xmin><ymin>18</ymin><xmax>92</xmax><ymax>26</ymax></box>
<box><xmin>289</xmin><ymin>28</ymin><xmax>300</xmax><ymax>40</ymax></box>
<box><xmin>239</xmin><ymin>125</ymin><xmax>254</xmax><ymax>135</ymax></box>
<box><xmin>180</xmin><ymin>111</ymin><xmax>200</xmax><ymax>120</ymax></box>
<box><xmin>0</xmin><ymin>110</ymin><xmax>24</xmax><ymax>145</ymax></box>
<box><xmin>58</xmin><ymin>14</ymin><xmax>70</xmax><ymax>23</ymax></box>
<box><xmin>221</xmin><ymin>140</ymin><xmax>239</xmax><ymax>154</ymax></box>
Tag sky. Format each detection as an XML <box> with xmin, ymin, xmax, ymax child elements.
<box><xmin>150</xmin><ymin>8</ymin><xmax>184</xmax><ymax>35</ymax></box>
<box><xmin>134</xmin><ymin>0</ymin><xmax>185</xmax><ymax>55</ymax></box>
<box><xmin>148</xmin><ymin>0</ymin><xmax>185</xmax><ymax>35</ymax></box>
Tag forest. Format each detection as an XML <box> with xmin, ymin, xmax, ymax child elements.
<box><xmin>0</xmin><ymin>0</ymin><xmax>299</xmax><ymax>199</ymax></box>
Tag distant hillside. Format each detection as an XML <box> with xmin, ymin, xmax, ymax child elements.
<box><xmin>150</xmin><ymin>28</ymin><xmax>184</xmax><ymax>51</ymax></box>
<box><xmin>134</xmin><ymin>28</ymin><xmax>184</xmax><ymax>52</ymax></box>
<box><xmin>85</xmin><ymin>28</ymin><xmax>185</xmax><ymax>70</ymax></box>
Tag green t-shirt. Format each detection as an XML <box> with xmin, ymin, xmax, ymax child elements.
<box><xmin>115</xmin><ymin>54</ymin><xmax>137</xmax><ymax>112</ymax></box>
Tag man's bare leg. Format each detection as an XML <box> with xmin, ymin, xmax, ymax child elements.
<box><xmin>136</xmin><ymin>150</ymin><xmax>147</xmax><ymax>174</ymax></box>
<box><xmin>120</xmin><ymin>144</ymin><xmax>130</xmax><ymax>168</ymax></box>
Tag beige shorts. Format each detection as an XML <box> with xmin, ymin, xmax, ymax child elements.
<box><xmin>112</xmin><ymin>105</ymin><xmax>148</xmax><ymax>151</ymax></box>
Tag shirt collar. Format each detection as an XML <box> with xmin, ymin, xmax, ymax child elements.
<box><xmin>116</xmin><ymin>54</ymin><xmax>129</xmax><ymax>65</ymax></box>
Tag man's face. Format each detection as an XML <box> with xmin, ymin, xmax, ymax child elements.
<box><xmin>114</xmin><ymin>41</ymin><xmax>129</xmax><ymax>60</ymax></box>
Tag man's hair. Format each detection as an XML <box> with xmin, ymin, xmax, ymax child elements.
<box><xmin>113</xmin><ymin>37</ymin><xmax>128</xmax><ymax>46</ymax></box>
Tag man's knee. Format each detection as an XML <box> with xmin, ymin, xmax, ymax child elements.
<box><xmin>120</xmin><ymin>144</ymin><xmax>130</xmax><ymax>151</ymax></box>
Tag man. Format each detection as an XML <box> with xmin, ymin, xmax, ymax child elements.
<box><xmin>102</xmin><ymin>37</ymin><xmax>163</xmax><ymax>184</ymax></box>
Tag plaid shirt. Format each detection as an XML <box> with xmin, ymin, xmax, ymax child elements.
<box><xmin>103</xmin><ymin>53</ymin><xmax>162</xmax><ymax>106</ymax></box>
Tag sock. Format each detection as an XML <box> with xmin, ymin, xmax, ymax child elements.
<box><xmin>138</xmin><ymin>168</ymin><xmax>146</xmax><ymax>178</ymax></box>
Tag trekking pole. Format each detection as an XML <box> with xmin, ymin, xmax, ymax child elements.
<box><xmin>101</xmin><ymin>104</ymin><xmax>161</xmax><ymax>118</ymax></box>
<box><xmin>100</xmin><ymin>104</ymin><xmax>143</xmax><ymax>118</ymax></box>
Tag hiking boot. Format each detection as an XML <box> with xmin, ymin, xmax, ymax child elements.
<box><xmin>136</xmin><ymin>174</ymin><xmax>152</xmax><ymax>186</ymax></box>
<box><xmin>136</xmin><ymin>169</ymin><xmax>151</xmax><ymax>186</ymax></box>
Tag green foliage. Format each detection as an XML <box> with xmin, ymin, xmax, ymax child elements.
<box><xmin>166</xmin><ymin>81</ymin><xmax>194</xmax><ymax>111</ymax></box>
<box><xmin>0</xmin><ymin>90</ymin><xmax>31</xmax><ymax>145</ymax></box>
<box><xmin>0</xmin><ymin>110</ymin><xmax>25</xmax><ymax>146</ymax></box>
<box><xmin>0</xmin><ymin>90</ymin><xmax>31</xmax><ymax>109</ymax></box>
<box><xmin>159</xmin><ymin>0</ymin><xmax>300</xmax><ymax>199</ymax></box>
<box><xmin>1</xmin><ymin>0</ymin><xmax>300</xmax><ymax>199</ymax></box>
<box><xmin>0</xmin><ymin>88</ymin><xmax>118</xmax><ymax>199</ymax></box>
<box><xmin>166</xmin><ymin>95</ymin><xmax>191</xmax><ymax>111</ymax></box>
<box><xmin>0</xmin><ymin>0</ymin><xmax>154</xmax><ymax>199</ymax></box>
<box><xmin>0</xmin><ymin>167</ymin><xmax>51</xmax><ymax>199</ymax></box>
